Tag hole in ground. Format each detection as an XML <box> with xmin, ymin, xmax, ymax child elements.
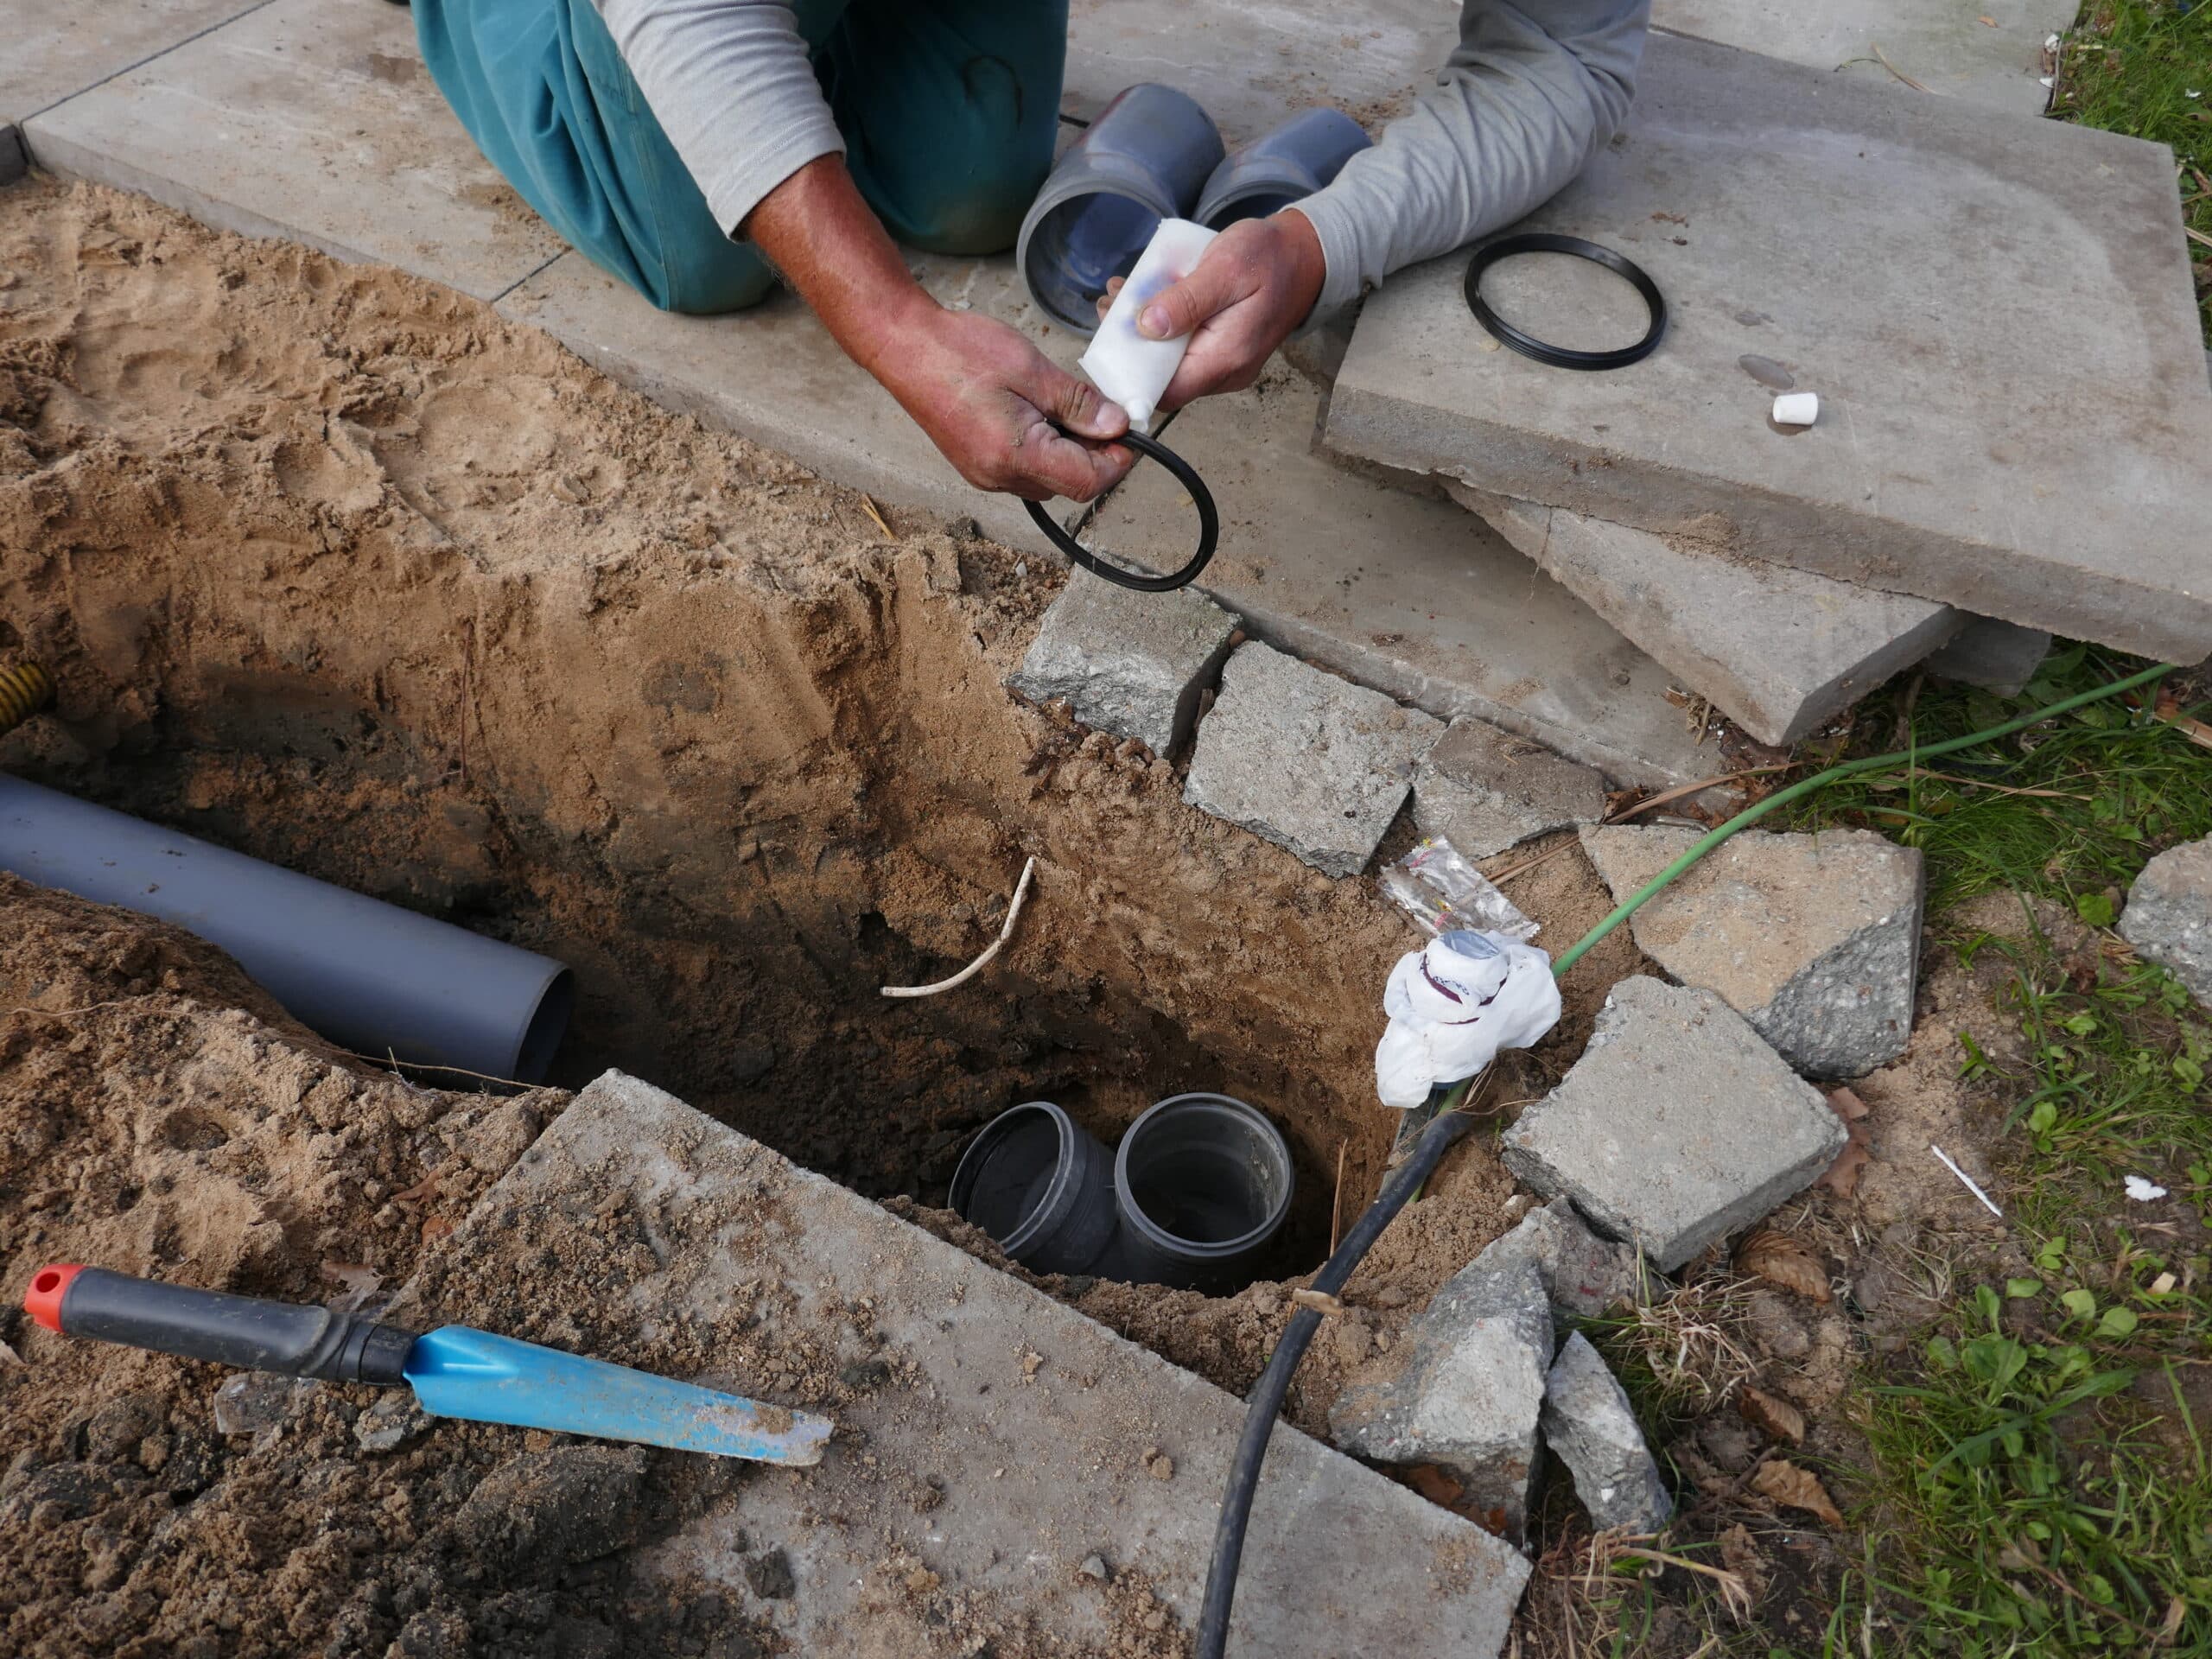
<box><xmin>17</xmin><ymin>538</ymin><xmax>1408</xmax><ymax>1293</ymax></box>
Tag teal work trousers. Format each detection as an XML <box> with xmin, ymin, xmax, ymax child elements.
<box><xmin>416</xmin><ymin>0</ymin><xmax>1069</xmax><ymax>314</ymax></box>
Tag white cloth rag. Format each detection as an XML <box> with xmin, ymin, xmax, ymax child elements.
<box><xmin>1374</xmin><ymin>930</ymin><xmax>1561</xmax><ymax>1108</ymax></box>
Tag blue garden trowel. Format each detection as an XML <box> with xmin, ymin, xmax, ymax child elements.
<box><xmin>24</xmin><ymin>1264</ymin><xmax>832</xmax><ymax>1465</ymax></box>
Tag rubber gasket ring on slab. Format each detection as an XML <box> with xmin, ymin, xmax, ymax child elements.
<box><xmin>1024</xmin><ymin>428</ymin><xmax>1218</xmax><ymax>594</ymax></box>
<box><xmin>1463</xmin><ymin>232</ymin><xmax>1667</xmax><ymax>371</ymax></box>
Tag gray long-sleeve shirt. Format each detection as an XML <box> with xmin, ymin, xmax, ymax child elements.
<box><xmin>597</xmin><ymin>0</ymin><xmax>1649</xmax><ymax>320</ymax></box>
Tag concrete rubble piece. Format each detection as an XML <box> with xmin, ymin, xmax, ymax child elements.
<box><xmin>1185</xmin><ymin>641</ymin><xmax>1444</xmax><ymax>877</ymax></box>
<box><xmin>1007</xmin><ymin>570</ymin><xmax>1239</xmax><ymax>756</ymax></box>
<box><xmin>392</xmin><ymin>1072</ymin><xmax>1531</xmax><ymax>1657</ymax></box>
<box><xmin>1502</xmin><ymin>977</ymin><xmax>1851</xmax><ymax>1273</ymax></box>
<box><xmin>1413</xmin><ymin>715</ymin><xmax>1608</xmax><ymax>859</ymax></box>
<box><xmin>2120</xmin><ymin>836</ymin><xmax>2212</xmax><ymax>1010</ymax></box>
<box><xmin>1474</xmin><ymin>1197</ymin><xmax>1645</xmax><ymax>1328</ymax></box>
<box><xmin>1330</xmin><ymin>1257</ymin><xmax>1556</xmax><ymax>1545</ymax></box>
<box><xmin>1580</xmin><ymin>824</ymin><xmax>1925</xmax><ymax>1078</ymax></box>
<box><xmin>1451</xmin><ymin>486</ymin><xmax>1962</xmax><ymax>747</ymax></box>
<box><xmin>1924</xmin><ymin>618</ymin><xmax>2055</xmax><ymax>697</ymax></box>
<box><xmin>1541</xmin><ymin>1333</ymin><xmax>1673</xmax><ymax>1535</ymax></box>
<box><xmin>1326</xmin><ymin>32</ymin><xmax>2212</xmax><ymax>661</ymax></box>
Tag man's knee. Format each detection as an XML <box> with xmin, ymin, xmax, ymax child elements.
<box><xmin>861</xmin><ymin>52</ymin><xmax>1054</xmax><ymax>256</ymax></box>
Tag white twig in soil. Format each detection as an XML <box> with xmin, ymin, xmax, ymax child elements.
<box><xmin>880</xmin><ymin>857</ymin><xmax>1037</xmax><ymax>999</ymax></box>
<box><xmin>1930</xmin><ymin>1143</ymin><xmax>2002</xmax><ymax>1217</ymax></box>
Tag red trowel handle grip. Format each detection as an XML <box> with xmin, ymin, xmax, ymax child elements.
<box><xmin>23</xmin><ymin>1264</ymin><xmax>416</xmax><ymax>1386</ymax></box>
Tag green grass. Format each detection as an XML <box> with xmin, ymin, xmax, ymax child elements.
<box><xmin>1783</xmin><ymin>656</ymin><xmax>2212</xmax><ymax>1653</ymax></box>
<box><xmin>2056</xmin><ymin>0</ymin><xmax>2212</xmax><ymax>346</ymax></box>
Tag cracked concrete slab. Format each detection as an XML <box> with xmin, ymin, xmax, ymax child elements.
<box><xmin>23</xmin><ymin>0</ymin><xmax>567</xmax><ymax>301</ymax></box>
<box><xmin>2</xmin><ymin>0</ymin><xmax>264</xmax><ymax>128</ymax></box>
<box><xmin>1327</xmin><ymin>33</ymin><xmax>2212</xmax><ymax>661</ymax></box>
<box><xmin>397</xmin><ymin>1071</ymin><xmax>1532</xmax><ymax>1657</ymax></box>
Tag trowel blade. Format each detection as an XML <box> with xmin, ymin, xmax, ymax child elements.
<box><xmin>403</xmin><ymin>1325</ymin><xmax>833</xmax><ymax>1465</ymax></box>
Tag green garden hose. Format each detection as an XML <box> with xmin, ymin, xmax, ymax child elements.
<box><xmin>0</xmin><ymin>662</ymin><xmax>54</xmax><ymax>739</ymax></box>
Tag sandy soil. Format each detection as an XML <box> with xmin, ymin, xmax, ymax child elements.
<box><xmin>0</xmin><ymin>175</ymin><xmax>2047</xmax><ymax>1658</ymax></box>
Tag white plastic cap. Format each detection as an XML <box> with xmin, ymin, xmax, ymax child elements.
<box><xmin>1772</xmin><ymin>391</ymin><xmax>1820</xmax><ymax>427</ymax></box>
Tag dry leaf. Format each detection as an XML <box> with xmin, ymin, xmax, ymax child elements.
<box><xmin>1717</xmin><ymin>1522</ymin><xmax>1769</xmax><ymax>1604</ymax></box>
<box><xmin>1751</xmin><ymin>1459</ymin><xmax>1842</xmax><ymax>1527</ymax></box>
<box><xmin>421</xmin><ymin>1216</ymin><xmax>455</xmax><ymax>1243</ymax></box>
<box><xmin>1736</xmin><ymin>1229</ymin><xmax>1832</xmax><ymax>1303</ymax></box>
<box><xmin>1738</xmin><ymin>1385</ymin><xmax>1807</xmax><ymax>1445</ymax></box>
<box><xmin>1977</xmin><ymin>13</ymin><xmax>1996</xmax><ymax>22</ymax></box>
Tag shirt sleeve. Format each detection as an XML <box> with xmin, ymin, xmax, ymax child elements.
<box><xmin>597</xmin><ymin>0</ymin><xmax>846</xmax><ymax>238</ymax></box>
<box><xmin>1288</xmin><ymin>0</ymin><xmax>1650</xmax><ymax>320</ymax></box>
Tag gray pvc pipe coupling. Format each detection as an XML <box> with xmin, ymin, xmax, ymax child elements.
<box><xmin>949</xmin><ymin>1094</ymin><xmax>1294</xmax><ymax>1291</ymax></box>
<box><xmin>0</xmin><ymin>776</ymin><xmax>574</xmax><ymax>1084</ymax></box>
<box><xmin>1017</xmin><ymin>90</ymin><xmax>1373</xmax><ymax>334</ymax></box>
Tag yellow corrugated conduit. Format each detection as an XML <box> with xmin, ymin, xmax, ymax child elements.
<box><xmin>0</xmin><ymin>662</ymin><xmax>54</xmax><ymax>739</ymax></box>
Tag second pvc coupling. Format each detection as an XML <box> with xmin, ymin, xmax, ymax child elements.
<box><xmin>1016</xmin><ymin>88</ymin><xmax>1372</xmax><ymax>429</ymax></box>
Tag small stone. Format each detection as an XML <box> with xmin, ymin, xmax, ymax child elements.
<box><xmin>1007</xmin><ymin>571</ymin><xmax>1238</xmax><ymax>755</ymax></box>
<box><xmin>1329</xmin><ymin>1257</ymin><xmax>1554</xmax><ymax>1544</ymax></box>
<box><xmin>353</xmin><ymin>1392</ymin><xmax>432</xmax><ymax>1454</ymax></box>
<box><xmin>1147</xmin><ymin>1453</ymin><xmax>1174</xmax><ymax>1481</ymax></box>
<box><xmin>1580</xmin><ymin>825</ymin><xmax>1924</xmax><ymax>1077</ymax></box>
<box><xmin>1501</xmin><ymin>978</ymin><xmax>1849</xmax><ymax>1273</ymax></box>
<box><xmin>1185</xmin><ymin>642</ymin><xmax>1444</xmax><ymax>878</ymax></box>
<box><xmin>2120</xmin><ymin>836</ymin><xmax>2212</xmax><ymax>1008</ymax></box>
<box><xmin>1471</xmin><ymin>1198</ymin><xmax>1643</xmax><ymax>1327</ymax></box>
<box><xmin>1413</xmin><ymin>717</ymin><xmax>1606</xmax><ymax>858</ymax></box>
<box><xmin>85</xmin><ymin>1392</ymin><xmax>165</xmax><ymax>1463</ymax></box>
<box><xmin>744</xmin><ymin>1547</ymin><xmax>797</xmax><ymax>1601</ymax></box>
<box><xmin>1079</xmin><ymin>1554</ymin><xmax>1109</xmax><ymax>1581</ymax></box>
<box><xmin>454</xmin><ymin>1446</ymin><xmax>648</xmax><ymax>1567</ymax></box>
<box><xmin>1541</xmin><ymin>1333</ymin><xmax>1671</xmax><ymax>1534</ymax></box>
<box><xmin>212</xmin><ymin>1372</ymin><xmax>317</xmax><ymax>1440</ymax></box>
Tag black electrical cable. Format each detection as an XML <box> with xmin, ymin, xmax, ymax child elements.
<box><xmin>1193</xmin><ymin>1104</ymin><xmax>1478</xmax><ymax>1659</ymax></box>
<box><xmin>1022</xmin><ymin>428</ymin><xmax>1218</xmax><ymax>594</ymax></box>
<box><xmin>1463</xmin><ymin>232</ymin><xmax>1667</xmax><ymax>371</ymax></box>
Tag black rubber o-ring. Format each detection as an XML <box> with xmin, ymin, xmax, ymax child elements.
<box><xmin>1023</xmin><ymin>428</ymin><xmax>1218</xmax><ymax>594</ymax></box>
<box><xmin>1463</xmin><ymin>232</ymin><xmax>1667</xmax><ymax>371</ymax></box>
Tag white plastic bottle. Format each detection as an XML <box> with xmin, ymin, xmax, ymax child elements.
<box><xmin>1077</xmin><ymin>219</ymin><xmax>1219</xmax><ymax>432</ymax></box>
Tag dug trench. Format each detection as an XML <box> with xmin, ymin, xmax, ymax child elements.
<box><xmin>0</xmin><ymin>181</ymin><xmax>1662</xmax><ymax>1655</ymax></box>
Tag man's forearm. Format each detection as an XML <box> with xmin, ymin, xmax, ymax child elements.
<box><xmin>741</xmin><ymin>156</ymin><xmax>937</xmax><ymax>380</ymax></box>
<box><xmin>1293</xmin><ymin>0</ymin><xmax>1650</xmax><ymax>319</ymax></box>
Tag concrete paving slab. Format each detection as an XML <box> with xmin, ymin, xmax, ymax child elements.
<box><xmin>1</xmin><ymin>0</ymin><xmax>264</xmax><ymax>127</ymax></box>
<box><xmin>1413</xmin><ymin>715</ymin><xmax>1607</xmax><ymax>858</ymax></box>
<box><xmin>1503</xmin><ymin>978</ymin><xmax>1849</xmax><ymax>1272</ymax></box>
<box><xmin>503</xmin><ymin>251</ymin><xmax>1732</xmax><ymax>788</ymax></box>
<box><xmin>1184</xmin><ymin>640</ymin><xmax>1443</xmax><ymax>876</ymax></box>
<box><xmin>1062</xmin><ymin>0</ymin><xmax>1452</xmax><ymax>139</ymax></box>
<box><xmin>22</xmin><ymin>0</ymin><xmax>567</xmax><ymax>302</ymax></box>
<box><xmin>399</xmin><ymin>1071</ymin><xmax>1531</xmax><ymax>1657</ymax></box>
<box><xmin>1450</xmin><ymin>485</ymin><xmax>1962</xmax><ymax>747</ymax></box>
<box><xmin>1326</xmin><ymin>33</ymin><xmax>2212</xmax><ymax>662</ymax></box>
<box><xmin>1007</xmin><ymin>570</ymin><xmax>1239</xmax><ymax>755</ymax></box>
<box><xmin>1649</xmin><ymin>0</ymin><xmax>2067</xmax><ymax>114</ymax></box>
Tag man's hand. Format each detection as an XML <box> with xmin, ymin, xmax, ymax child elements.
<box><xmin>746</xmin><ymin>156</ymin><xmax>1131</xmax><ymax>504</ymax></box>
<box><xmin>872</xmin><ymin>302</ymin><xmax>1134</xmax><ymax>502</ymax></box>
<box><xmin>1097</xmin><ymin>210</ymin><xmax>1327</xmax><ymax>413</ymax></box>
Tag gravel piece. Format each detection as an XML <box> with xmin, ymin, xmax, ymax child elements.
<box><xmin>1540</xmin><ymin>1332</ymin><xmax>1671</xmax><ymax>1534</ymax></box>
<box><xmin>2120</xmin><ymin>835</ymin><xmax>2212</xmax><ymax>1008</ymax></box>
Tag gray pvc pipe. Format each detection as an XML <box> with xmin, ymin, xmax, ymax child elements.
<box><xmin>0</xmin><ymin>775</ymin><xmax>573</xmax><ymax>1083</ymax></box>
<box><xmin>1194</xmin><ymin>107</ymin><xmax>1373</xmax><ymax>230</ymax></box>
<box><xmin>1016</xmin><ymin>84</ymin><xmax>1224</xmax><ymax>334</ymax></box>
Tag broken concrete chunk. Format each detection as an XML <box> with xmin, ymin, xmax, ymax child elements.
<box><xmin>1412</xmin><ymin>716</ymin><xmax>1607</xmax><ymax>858</ymax></box>
<box><xmin>1580</xmin><ymin>825</ymin><xmax>1923</xmax><ymax>1078</ymax></box>
<box><xmin>353</xmin><ymin>1393</ymin><xmax>432</xmax><ymax>1454</ymax></box>
<box><xmin>1185</xmin><ymin>641</ymin><xmax>1444</xmax><ymax>878</ymax></box>
<box><xmin>1922</xmin><ymin>617</ymin><xmax>2052</xmax><ymax>696</ymax></box>
<box><xmin>1474</xmin><ymin>1197</ymin><xmax>1643</xmax><ymax>1327</ymax></box>
<box><xmin>1007</xmin><ymin>570</ymin><xmax>1239</xmax><ymax>756</ymax></box>
<box><xmin>454</xmin><ymin>1446</ymin><xmax>648</xmax><ymax>1568</ymax></box>
<box><xmin>1540</xmin><ymin>1333</ymin><xmax>1671</xmax><ymax>1535</ymax></box>
<box><xmin>2120</xmin><ymin>836</ymin><xmax>2212</xmax><ymax>1008</ymax></box>
<box><xmin>1451</xmin><ymin>486</ymin><xmax>1961</xmax><ymax>748</ymax></box>
<box><xmin>1329</xmin><ymin>1257</ymin><xmax>1554</xmax><ymax>1544</ymax></box>
<box><xmin>1501</xmin><ymin>978</ymin><xmax>1849</xmax><ymax>1273</ymax></box>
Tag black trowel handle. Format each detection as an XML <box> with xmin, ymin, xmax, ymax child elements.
<box><xmin>25</xmin><ymin>1264</ymin><xmax>416</xmax><ymax>1386</ymax></box>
